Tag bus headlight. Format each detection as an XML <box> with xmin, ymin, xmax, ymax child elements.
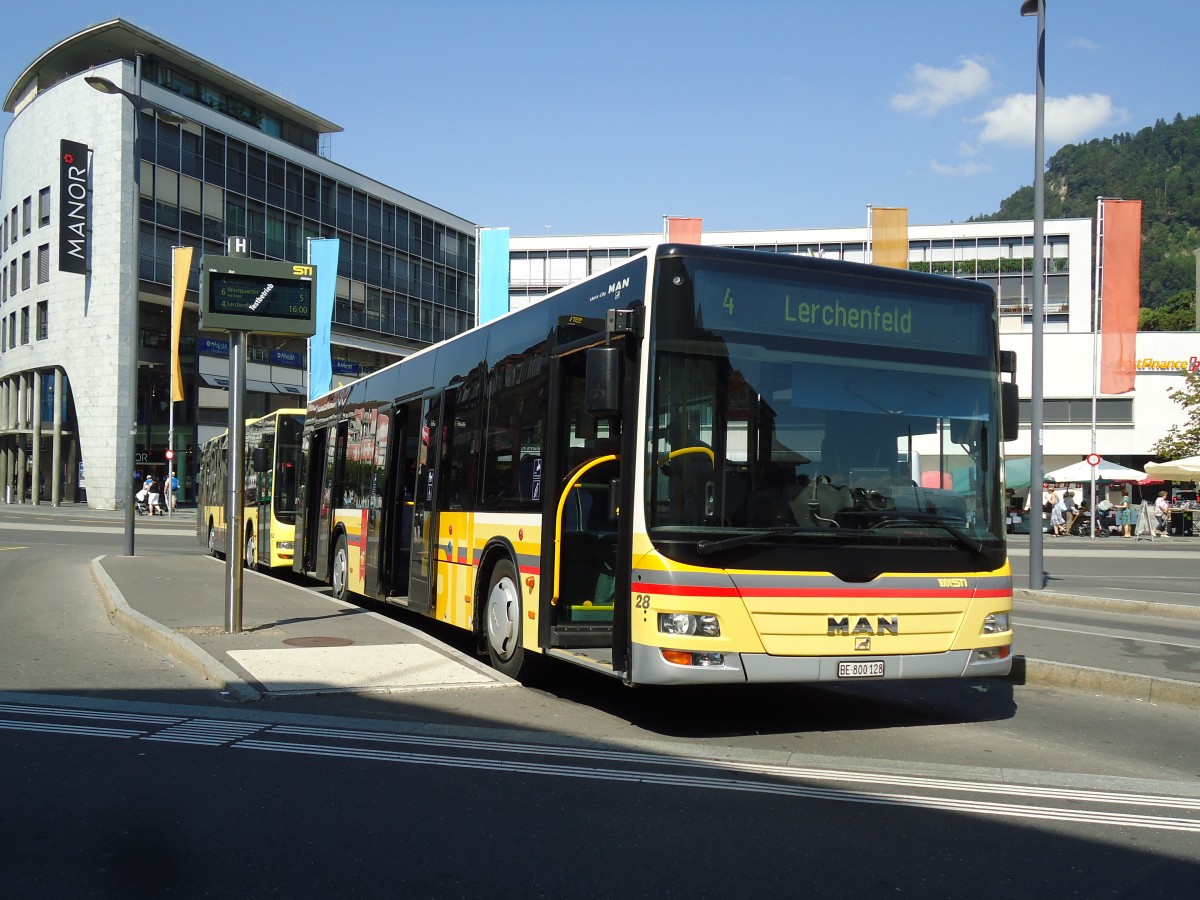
<box><xmin>982</xmin><ymin>612</ymin><xmax>1010</xmax><ymax>634</ymax></box>
<box><xmin>658</xmin><ymin>613</ymin><xmax>720</xmax><ymax>637</ymax></box>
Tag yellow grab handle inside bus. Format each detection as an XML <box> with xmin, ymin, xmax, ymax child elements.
<box><xmin>553</xmin><ymin>454</ymin><xmax>618</xmax><ymax>607</ymax></box>
<box><xmin>657</xmin><ymin>445</ymin><xmax>715</xmax><ymax>470</ymax></box>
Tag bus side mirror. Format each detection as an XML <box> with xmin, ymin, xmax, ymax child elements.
<box><xmin>1001</xmin><ymin>383</ymin><xmax>1020</xmax><ymax>442</ymax></box>
<box><xmin>252</xmin><ymin>447</ymin><xmax>269</xmax><ymax>473</ymax></box>
<box><xmin>585</xmin><ymin>346</ymin><xmax>622</xmax><ymax>417</ymax></box>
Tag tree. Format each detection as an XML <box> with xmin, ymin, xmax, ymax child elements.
<box><xmin>1139</xmin><ymin>290</ymin><xmax>1197</xmax><ymax>331</ymax></box>
<box><xmin>1150</xmin><ymin>369</ymin><xmax>1200</xmax><ymax>458</ymax></box>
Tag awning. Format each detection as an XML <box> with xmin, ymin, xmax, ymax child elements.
<box><xmin>272</xmin><ymin>383</ymin><xmax>306</xmax><ymax>396</ymax></box>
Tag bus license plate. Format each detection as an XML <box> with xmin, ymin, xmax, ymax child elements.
<box><xmin>838</xmin><ymin>660</ymin><xmax>884</xmax><ymax>678</ymax></box>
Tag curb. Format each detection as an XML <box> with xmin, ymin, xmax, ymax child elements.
<box><xmin>90</xmin><ymin>556</ymin><xmax>261</xmax><ymax>702</ymax></box>
<box><xmin>1010</xmin><ymin>656</ymin><xmax>1200</xmax><ymax>707</ymax></box>
<box><xmin>1014</xmin><ymin>589</ymin><xmax>1200</xmax><ymax>622</ymax></box>
<box><xmin>87</xmin><ymin>556</ymin><xmax>1198</xmax><ymax>709</ymax></box>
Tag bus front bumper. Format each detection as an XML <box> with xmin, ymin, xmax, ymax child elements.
<box><xmin>629</xmin><ymin>644</ymin><xmax>1012</xmax><ymax>686</ymax></box>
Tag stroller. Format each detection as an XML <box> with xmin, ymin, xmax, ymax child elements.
<box><xmin>1071</xmin><ymin>506</ymin><xmax>1118</xmax><ymax>537</ymax></box>
<box><xmin>134</xmin><ymin>489</ymin><xmax>150</xmax><ymax>516</ymax></box>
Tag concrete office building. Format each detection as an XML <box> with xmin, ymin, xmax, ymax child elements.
<box><xmin>1</xmin><ymin>19</ymin><xmax>476</xmax><ymax>510</ymax></box>
<box><xmin>507</xmin><ymin>221</ymin><xmax>1199</xmax><ymax>482</ymax></box>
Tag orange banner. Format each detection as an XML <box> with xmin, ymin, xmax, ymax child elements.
<box><xmin>1099</xmin><ymin>199</ymin><xmax>1142</xmax><ymax>395</ymax></box>
<box><xmin>666</xmin><ymin>217</ymin><xmax>702</xmax><ymax>244</ymax></box>
<box><xmin>170</xmin><ymin>246</ymin><xmax>193</xmax><ymax>402</ymax></box>
<box><xmin>871</xmin><ymin>207</ymin><xmax>908</xmax><ymax>269</ymax></box>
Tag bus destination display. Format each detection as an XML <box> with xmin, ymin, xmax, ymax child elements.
<box><xmin>692</xmin><ymin>268</ymin><xmax>991</xmax><ymax>358</ymax></box>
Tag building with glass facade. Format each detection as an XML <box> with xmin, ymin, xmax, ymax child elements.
<box><xmin>0</xmin><ymin>19</ymin><xmax>476</xmax><ymax>509</ymax></box>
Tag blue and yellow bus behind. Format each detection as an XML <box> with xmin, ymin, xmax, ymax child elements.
<box><xmin>197</xmin><ymin>408</ymin><xmax>304</xmax><ymax>570</ymax></box>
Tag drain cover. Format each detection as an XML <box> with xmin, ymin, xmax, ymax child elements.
<box><xmin>282</xmin><ymin>636</ymin><xmax>355</xmax><ymax>648</ymax></box>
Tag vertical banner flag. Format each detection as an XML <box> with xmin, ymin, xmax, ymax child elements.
<box><xmin>871</xmin><ymin>207</ymin><xmax>908</xmax><ymax>269</ymax></box>
<box><xmin>478</xmin><ymin>227</ymin><xmax>511</xmax><ymax>325</ymax></box>
<box><xmin>307</xmin><ymin>238</ymin><xmax>339</xmax><ymax>402</ymax></box>
<box><xmin>665</xmin><ymin>217</ymin><xmax>703</xmax><ymax>244</ymax></box>
<box><xmin>169</xmin><ymin>246</ymin><xmax>193</xmax><ymax>402</ymax></box>
<box><xmin>58</xmin><ymin>140</ymin><xmax>90</xmax><ymax>275</ymax></box>
<box><xmin>1099</xmin><ymin>199</ymin><xmax>1142</xmax><ymax>395</ymax></box>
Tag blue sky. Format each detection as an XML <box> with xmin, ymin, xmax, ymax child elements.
<box><xmin>3</xmin><ymin>1</ymin><xmax>1196</xmax><ymax>236</ymax></box>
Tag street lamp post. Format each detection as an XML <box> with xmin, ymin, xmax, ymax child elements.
<box><xmin>1021</xmin><ymin>0</ymin><xmax>1046</xmax><ymax>588</ymax></box>
<box><xmin>87</xmin><ymin>56</ymin><xmax>187</xmax><ymax>555</ymax></box>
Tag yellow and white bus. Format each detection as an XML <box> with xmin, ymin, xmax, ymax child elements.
<box><xmin>197</xmin><ymin>408</ymin><xmax>305</xmax><ymax>570</ymax></box>
<box><xmin>294</xmin><ymin>244</ymin><xmax>1018</xmax><ymax>685</ymax></box>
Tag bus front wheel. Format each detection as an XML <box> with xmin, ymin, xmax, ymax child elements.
<box><xmin>207</xmin><ymin>523</ymin><xmax>219</xmax><ymax>558</ymax></box>
<box><xmin>244</xmin><ymin>531</ymin><xmax>257</xmax><ymax>570</ymax></box>
<box><xmin>484</xmin><ymin>559</ymin><xmax>525</xmax><ymax>678</ymax></box>
<box><xmin>331</xmin><ymin>534</ymin><xmax>350</xmax><ymax>602</ymax></box>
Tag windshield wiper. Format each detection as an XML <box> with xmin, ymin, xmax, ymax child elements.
<box><xmin>696</xmin><ymin>528</ymin><xmax>808</xmax><ymax>556</ymax></box>
<box><xmin>849</xmin><ymin>509</ymin><xmax>986</xmax><ymax>556</ymax></box>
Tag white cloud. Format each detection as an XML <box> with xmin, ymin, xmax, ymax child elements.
<box><xmin>1068</xmin><ymin>37</ymin><xmax>1099</xmax><ymax>51</ymax></box>
<box><xmin>891</xmin><ymin>58</ymin><xmax>991</xmax><ymax>116</ymax></box>
<box><xmin>930</xmin><ymin>159</ymin><xmax>992</xmax><ymax>177</ymax></box>
<box><xmin>971</xmin><ymin>93</ymin><xmax>1122</xmax><ymax>147</ymax></box>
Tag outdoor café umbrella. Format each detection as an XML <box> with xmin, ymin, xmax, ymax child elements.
<box><xmin>1144</xmin><ymin>456</ymin><xmax>1200</xmax><ymax>481</ymax></box>
<box><xmin>1044</xmin><ymin>459</ymin><xmax>1148</xmax><ymax>539</ymax></box>
<box><xmin>1043</xmin><ymin>459</ymin><xmax>1148</xmax><ymax>484</ymax></box>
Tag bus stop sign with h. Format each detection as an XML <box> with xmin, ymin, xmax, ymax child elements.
<box><xmin>199</xmin><ymin>237</ymin><xmax>317</xmax><ymax>633</ymax></box>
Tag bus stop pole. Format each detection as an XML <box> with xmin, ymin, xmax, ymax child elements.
<box><xmin>224</xmin><ymin>234</ymin><xmax>250</xmax><ymax>634</ymax></box>
<box><xmin>225</xmin><ymin>330</ymin><xmax>246</xmax><ymax>633</ymax></box>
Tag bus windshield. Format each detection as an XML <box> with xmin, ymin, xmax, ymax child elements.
<box><xmin>646</xmin><ymin>256</ymin><xmax>1005</xmax><ymax>567</ymax></box>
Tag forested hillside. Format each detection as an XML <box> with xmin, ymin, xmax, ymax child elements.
<box><xmin>972</xmin><ymin>112</ymin><xmax>1199</xmax><ymax>329</ymax></box>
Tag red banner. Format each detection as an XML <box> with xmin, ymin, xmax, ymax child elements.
<box><xmin>1099</xmin><ymin>199</ymin><xmax>1142</xmax><ymax>395</ymax></box>
<box><xmin>666</xmin><ymin>217</ymin><xmax>702</xmax><ymax>244</ymax></box>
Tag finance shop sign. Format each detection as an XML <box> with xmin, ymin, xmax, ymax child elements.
<box><xmin>199</xmin><ymin>256</ymin><xmax>316</xmax><ymax>337</ymax></box>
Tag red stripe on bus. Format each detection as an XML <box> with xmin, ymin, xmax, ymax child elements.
<box><xmin>639</xmin><ymin>583</ymin><xmax>1010</xmax><ymax>600</ymax></box>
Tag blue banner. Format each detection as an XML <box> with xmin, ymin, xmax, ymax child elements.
<box><xmin>199</xmin><ymin>337</ymin><xmax>229</xmax><ymax>357</ymax></box>
<box><xmin>332</xmin><ymin>359</ymin><xmax>362</xmax><ymax>377</ymax></box>
<box><xmin>271</xmin><ymin>349</ymin><xmax>304</xmax><ymax>368</ymax></box>
<box><xmin>478</xmin><ymin>227</ymin><xmax>510</xmax><ymax>324</ymax></box>
<box><xmin>307</xmin><ymin>238</ymin><xmax>339</xmax><ymax>401</ymax></box>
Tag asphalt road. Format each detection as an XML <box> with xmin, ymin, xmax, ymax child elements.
<box><xmin>5</xmin><ymin>694</ymin><xmax>1199</xmax><ymax>898</ymax></box>
<box><xmin>2</xmin><ymin>504</ymin><xmax>1198</xmax><ymax>893</ymax></box>
<box><xmin>1007</xmin><ymin>533</ymin><xmax>1200</xmax><ymax>606</ymax></box>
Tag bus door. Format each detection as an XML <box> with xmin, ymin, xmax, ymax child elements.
<box><xmin>542</xmin><ymin>347</ymin><xmax>623</xmax><ymax>658</ymax></box>
<box><xmin>381</xmin><ymin>399</ymin><xmax>421</xmax><ymax>601</ymax></box>
<box><xmin>297</xmin><ymin>427</ymin><xmax>325</xmax><ymax>574</ymax></box>
<box><xmin>406</xmin><ymin>393</ymin><xmax>442</xmax><ymax>615</ymax></box>
<box><xmin>299</xmin><ymin>424</ymin><xmax>344</xmax><ymax>577</ymax></box>
<box><xmin>254</xmin><ymin>431</ymin><xmax>275</xmax><ymax>566</ymax></box>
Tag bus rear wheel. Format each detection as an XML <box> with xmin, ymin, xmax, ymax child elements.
<box><xmin>244</xmin><ymin>531</ymin><xmax>257</xmax><ymax>570</ymax></box>
<box><xmin>207</xmin><ymin>523</ymin><xmax>219</xmax><ymax>558</ymax></box>
<box><xmin>484</xmin><ymin>559</ymin><xmax>525</xmax><ymax>678</ymax></box>
<box><xmin>331</xmin><ymin>534</ymin><xmax>350</xmax><ymax>602</ymax></box>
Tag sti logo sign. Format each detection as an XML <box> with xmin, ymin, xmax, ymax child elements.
<box><xmin>58</xmin><ymin>140</ymin><xmax>90</xmax><ymax>275</ymax></box>
<box><xmin>198</xmin><ymin>256</ymin><xmax>317</xmax><ymax>337</ymax></box>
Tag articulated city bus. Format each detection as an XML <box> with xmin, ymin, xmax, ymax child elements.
<box><xmin>197</xmin><ymin>408</ymin><xmax>305</xmax><ymax>570</ymax></box>
<box><xmin>294</xmin><ymin>244</ymin><xmax>1018</xmax><ymax>685</ymax></box>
